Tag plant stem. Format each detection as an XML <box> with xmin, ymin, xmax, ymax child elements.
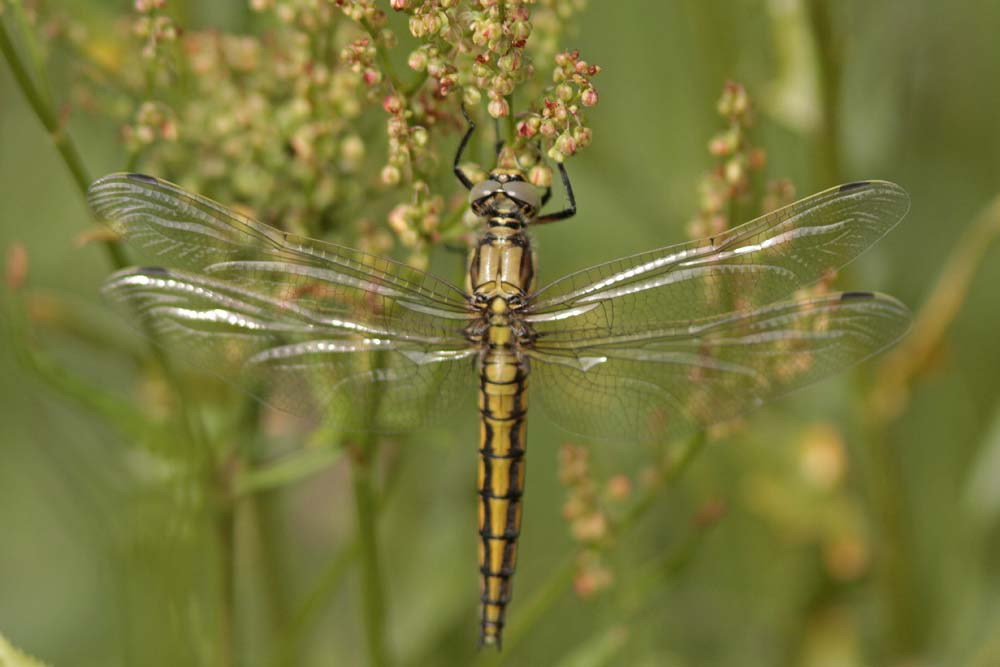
<box><xmin>361</xmin><ymin>19</ymin><xmax>405</xmax><ymax>94</ymax></box>
<box><xmin>494</xmin><ymin>556</ymin><xmax>576</xmax><ymax>656</ymax></box>
<box><xmin>858</xmin><ymin>415</ymin><xmax>919</xmax><ymax>656</ymax></box>
<box><xmin>277</xmin><ymin>539</ymin><xmax>361</xmax><ymax>665</ymax></box>
<box><xmin>351</xmin><ymin>440</ymin><xmax>390</xmax><ymax>667</ymax></box>
<box><xmin>234</xmin><ymin>445</ymin><xmax>345</xmax><ymax>496</ymax></box>
<box><xmin>1</xmin><ymin>17</ymin><xmax>206</xmax><ymax>451</ymax></box>
<box><xmin>875</xmin><ymin>194</ymin><xmax>1000</xmax><ymax>416</ymax></box>
<box><xmin>217</xmin><ymin>485</ymin><xmax>237</xmax><ymax>667</ymax></box>
<box><xmin>0</xmin><ymin>17</ymin><xmax>127</xmax><ymax>269</ymax></box>
<box><xmin>860</xmin><ymin>193</ymin><xmax>1000</xmax><ymax>659</ymax></box>
<box><xmin>617</xmin><ymin>431</ymin><xmax>707</xmax><ymax>537</ymax></box>
<box><xmin>806</xmin><ymin>0</ymin><xmax>843</xmax><ymax>185</ymax></box>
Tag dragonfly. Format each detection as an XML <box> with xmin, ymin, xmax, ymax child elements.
<box><xmin>87</xmin><ymin>110</ymin><xmax>910</xmax><ymax>649</ymax></box>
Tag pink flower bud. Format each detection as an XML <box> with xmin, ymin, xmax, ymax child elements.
<box><xmin>409</xmin><ymin>16</ymin><xmax>425</xmax><ymax>37</ymax></box>
<box><xmin>381</xmin><ymin>165</ymin><xmax>401</xmax><ymax>186</ymax></box>
<box><xmin>5</xmin><ymin>243</ymin><xmax>28</xmax><ymax>291</ymax></box>
<box><xmin>581</xmin><ymin>86</ymin><xmax>598</xmax><ymax>107</ymax></box>
<box><xmin>528</xmin><ymin>165</ymin><xmax>552</xmax><ymax>188</ymax></box>
<box><xmin>511</xmin><ymin>20</ymin><xmax>531</xmax><ymax>41</ymax></box>
<box><xmin>555</xmin><ymin>132</ymin><xmax>576</xmax><ymax>157</ymax></box>
<box><xmin>606</xmin><ymin>475</ymin><xmax>632</xmax><ymax>501</ymax></box>
<box><xmin>382</xmin><ymin>94</ymin><xmax>403</xmax><ymax>114</ymax></box>
<box><xmin>388</xmin><ymin>204</ymin><xmax>410</xmax><ymax>231</ymax></box>
<box><xmin>407</xmin><ymin>49</ymin><xmax>428</xmax><ymax>71</ymax></box>
<box><xmin>411</xmin><ymin>126</ymin><xmax>429</xmax><ymax>147</ymax></box>
<box><xmin>487</xmin><ymin>97</ymin><xmax>509</xmax><ymax>118</ymax></box>
<box><xmin>463</xmin><ymin>87</ymin><xmax>482</xmax><ymax>106</ymax></box>
<box><xmin>426</xmin><ymin>58</ymin><xmax>446</xmax><ymax>78</ymax></box>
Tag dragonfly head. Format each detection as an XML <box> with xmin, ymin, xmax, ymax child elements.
<box><xmin>469</xmin><ymin>172</ymin><xmax>542</xmax><ymax>219</ymax></box>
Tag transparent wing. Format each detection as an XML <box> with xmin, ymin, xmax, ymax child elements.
<box><xmin>526</xmin><ymin>181</ymin><xmax>910</xmax><ymax>342</ymax></box>
<box><xmin>89</xmin><ymin>173</ymin><xmax>474</xmax><ymax>342</ymax></box>
<box><xmin>104</xmin><ymin>267</ymin><xmax>477</xmax><ymax>430</ymax></box>
<box><xmin>90</xmin><ymin>172</ymin><xmax>479</xmax><ymax>430</ymax></box>
<box><xmin>529</xmin><ymin>292</ymin><xmax>910</xmax><ymax>442</ymax></box>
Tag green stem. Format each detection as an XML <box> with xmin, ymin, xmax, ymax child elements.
<box><xmin>217</xmin><ymin>484</ymin><xmax>237</xmax><ymax>667</ymax></box>
<box><xmin>277</xmin><ymin>539</ymin><xmax>362</xmax><ymax>665</ymax></box>
<box><xmin>250</xmin><ymin>489</ymin><xmax>293</xmax><ymax>655</ymax></box>
<box><xmin>351</xmin><ymin>441</ymin><xmax>390</xmax><ymax>667</ymax></box>
<box><xmin>361</xmin><ymin>19</ymin><xmax>405</xmax><ymax>94</ymax></box>
<box><xmin>234</xmin><ymin>446</ymin><xmax>344</xmax><ymax>496</ymax></box>
<box><xmin>482</xmin><ymin>556</ymin><xmax>577</xmax><ymax>660</ymax></box>
<box><xmin>1</xmin><ymin>16</ymin><xmax>208</xmax><ymax>450</ymax></box>
<box><xmin>858</xmin><ymin>418</ymin><xmax>919</xmax><ymax>657</ymax></box>
<box><xmin>876</xmin><ymin>194</ymin><xmax>1000</xmax><ymax>406</ymax></box>
<box><xmin>0</xmin><ymin>17</ymin><xmax>127</xmax><ymax>269</ymax></box>
<box><xmin>861</xmin><ymin>195</ymin><xmax>1000</xmax><ymax>659</ymax></box>
<box><xmin>617</xmin><ymin>432</ymin><xmax>707</xmax><ymax>536</ymax></box>
<box><xmin>504</xmin><ymin>93</ymin><xmax>516</xmax><ymax>143</ymax></box>
<box><xmin>806</xmin><ymin>0</ymin><xmax>843</xmax><ymax>185</ymax></box>
<box><xmin>619</xmin><ymin>510</ymin><xmax>717</xmax><ymax>615</ymax></box>
<box><xmin>276</xmin><ymin>442</ymin><xmax>405</xmax><ymax>664</ymax></box>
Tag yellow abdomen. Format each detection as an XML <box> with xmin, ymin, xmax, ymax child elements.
<box><xmin>477</xmin><ymin>338</ymin><xmax>529</xmax><ymax>648</ymax></box>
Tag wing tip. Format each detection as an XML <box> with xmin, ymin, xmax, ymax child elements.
<box><xmin>839</xmin><ymin>289</ymin><xmax>910</xmax><ymax>312</ymax></box>
<box><xmin>838</xmin><ymin>179</ymin><xmax>910</xmax><ymax>201</ymax></box>
<box><xmin>837</xmin><ymin>291</ymin><xmax>913</xmax><ymax>340</ymax></box>
<box><xmin>137</xmin><ymin>265</ymin><xmax>170</xmax><ymax>275</ymax></box>
<box><xmin>839</xmin><ymin>180</ymin><xmax>871</xmax><ymax>193</ymax></box>
<box><xmin>87</xmin><ymin>172</ymin><xmax>163</xmax><ymax>220</ymax></box>
<box><xmin>87</xmin><ymin>172</ymin><xmax>161</xmax><ymax>195</ymax></box>
<box><xmin>834</xmin><ymin>179</ymin><xmax>911</xmax><ymax>239</ymax></box>
<box><xmin>124</xmin><ymin>172</ymin><xmax>159</xmax><ymax>184</ymax></box>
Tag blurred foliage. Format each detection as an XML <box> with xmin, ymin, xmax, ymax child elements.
<box><xmin>2</xmin><ymin>1</ymin><xmax>1000</xmax><ymax>667</ymax></box>
<box><xmin>0</xmin><ymin>631</ymin><xmax>50</xmax><ymax>667</ymax></box>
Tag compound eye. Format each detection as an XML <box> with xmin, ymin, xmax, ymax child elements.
<box><xmin>502</xmin><ymin>180</ymin><xmax>541</xmax><ymax>211</ymax></box>
<box><xmin>469</xmin><ymin>179</ymin><xmax>501</xmax><ymax>207</ymax></box>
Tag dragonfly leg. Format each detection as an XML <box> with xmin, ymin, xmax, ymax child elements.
<box><xmin>540</xmin><ymin>185</ymin><xmax>553</xmax><ymax>207</ymax></box>
<box><xmin>454</xmin><ymin>104</ymin><xmax>477</xmax><ymax>190</ymax></box>
<box><xmin>534</xmin><ymin>162</ymin><xmax>576</xmax><ymax>224</ymax></box>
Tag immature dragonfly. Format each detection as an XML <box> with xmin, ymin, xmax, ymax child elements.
<box><xmin>88</xmin><ymin>111</ymin><xmax>910</xmax><ymax>649</ymax></box>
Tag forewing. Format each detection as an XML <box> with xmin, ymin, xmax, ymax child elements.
<box><xmin>104</xmin><ymin>267</ymin><xmax>477</xmax><ymax>430</ymax></box>
<box><xmin>88</xmin><ymin>173</ymin><xmax>474</xmax><ymax>342</ymax></box>
<box><xmin>527</xmin><ymin>181</ymin><xmax>909</xmax><ymax>342</ymax></box>
<box><xmin>529</xmin><ymin>292</ymin><xmax>910</xmax><ymax>443</ymax></box>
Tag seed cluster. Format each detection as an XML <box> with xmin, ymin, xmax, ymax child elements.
<box><xmin>687</xmin><ymin>81</ymin><xmax>794</xmax><ymax>241</ymax></box>
<box><xmin>558</xmin><ymin>443</ymin><xmax>634</xmax><ymax>599</ymax></box>
<box><xmin>65</xmin><ymin>0</ymin><xmax>599</xmax><ymax>268</ymax></box>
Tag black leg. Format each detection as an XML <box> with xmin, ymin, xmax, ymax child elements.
<box><xmin>534</xmin><ymin>162</ymin><xmax>576</xmax><ymax>224</ymax></box>
<box><xmin>540</xmin><ymin>186</ymin><xmax>553</xmax><ymax>207</ymax></box>
<box><xmin>454</xmin><ymin>104</ymin><xmax>476</xmax><ymax>190</ymax></box>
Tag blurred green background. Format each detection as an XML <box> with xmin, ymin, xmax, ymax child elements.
<box><xmin>2</xmin><ymin>1</ymin><xmax>1000</xmax><ymax>666</ymax></box>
